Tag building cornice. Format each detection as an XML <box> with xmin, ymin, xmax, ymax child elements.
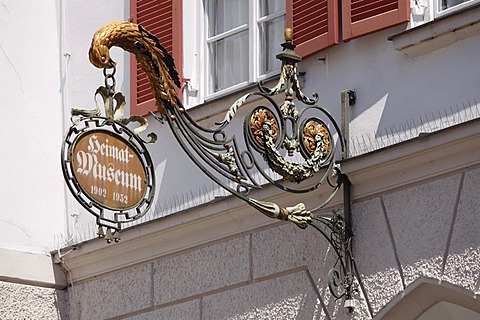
<box><xmin>57</xmin><ymin>181</ymin><xmax>342</xmax><ymax>284</ymax></box>
<box><xmin>341</xmin><ymin>118</ymin><xmax>480</xmax><ymax>200</ymax></box>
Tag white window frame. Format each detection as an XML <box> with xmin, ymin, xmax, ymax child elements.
<box><xmin>256</xmin><ymin>7</ymin><xmax>286</xmax><ymax>82</ymax></box>
<box><xmin>203</xmin><ymin>0</ymin><xmax>286</xmax><ymax>101</ymax></box>
<box><xmin>433</xmin><ymin>0</ymin><xmax>480</xmax><ymax>18</ymax></box>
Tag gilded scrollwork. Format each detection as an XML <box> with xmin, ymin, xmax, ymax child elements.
<box><xmin>211</xmin><ymin>144</ymin><xmax>242</xmax><ymax>179</ymax></box>
<box><xmin>262</xmin><ymin>122</ymin><xmax>332</xmax><ymax>183</ymax></box>
<box><xmin>302</xmin><ymin>119</ymin><xmax>331</xmax><ymax>157</ymax></box>
<box><xmin>250</xmin><ymin>108</ymin><xmax>279</xmax><ymax>148</ymax></box>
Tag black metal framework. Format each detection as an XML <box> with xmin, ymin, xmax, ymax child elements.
<box><xmin>153</xmin><ymin>30</ymin><xmax>356</xmax><ymax>303</ymax></box>
<box><xmin>76</xmin><ymin>22</ymin><xmax>357</xmax><ymax>305</ymax></box>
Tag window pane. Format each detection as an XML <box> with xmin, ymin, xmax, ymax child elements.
<box><xmin>259</xmin><ymin>0</ymin><xmax>285</xmax><ymax>17</ymax></box>
<box><xmin>440</xmin><ymin>0</ymin><xmax>470</xmax><ymax>10</ymax></box>
<box><xmin>259</xmin><ymin>15</ymin><xmax>284</xmax><ymax>75</ymax></box>
<box><xmin>208</xmin><ymin>0</ymin><xmax>248</xmax><ymax>37</ymax></box>
<box><xmin>209</xmin><ymin>30</ymin><xmax>249</xmax><ymax>93</ymax></box>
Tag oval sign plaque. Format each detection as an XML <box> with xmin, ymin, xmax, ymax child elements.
<box><xmin>72</xmin><ymin>130</ymin><xmax>147</xmax><ymax>210</ymax></box>
<box><xmin>61</xmin><ymin>117</ymin><xmax>155</xmax><ymax>226</ymax></box>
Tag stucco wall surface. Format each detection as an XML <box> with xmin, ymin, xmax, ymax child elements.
<box><xmin>0</xmin><ymin>281</ymin><xmax>68</xmax><ymax>320</ymax></box>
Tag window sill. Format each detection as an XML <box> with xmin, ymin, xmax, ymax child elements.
<box><xmin>388</xmin><ymin>4</ymin><xmax>480</xmax><ymax>58</ymax></box>
<box><xmin>184</xmin><ymin>74</ymin><xmax>282</xmax><ymax>123</ymax></box>
<box><xmin>204</xmin><ymin>72</ymin><xmax>281</xmax><ymax>105</ymax></box>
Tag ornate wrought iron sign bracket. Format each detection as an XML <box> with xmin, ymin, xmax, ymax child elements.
<box><xmin>62</xmin><ymin>22</ymin><xmax>357</xmax><ymax>306</ymax></box>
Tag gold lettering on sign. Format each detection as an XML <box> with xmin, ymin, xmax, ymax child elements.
<box><xmin>72</xmin><ymin>131</ymin><xmax>147</xmax><ymax>210</ymax></box>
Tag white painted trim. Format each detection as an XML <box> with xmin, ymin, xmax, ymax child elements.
<box><xmin>389</xmin><ymin>5</ymin><xmax>480</xmax><ymax>57</ymax></box>
<box><xmin>206</xmin><ymin>24</ymin><xmax>249</xmax><ymax>43</ymax></box>
<box><xmin>205</xmin><ymin>81</ymin><xmax>251</xmax><ymax>101</ymax></box>
<box><xmin>434</xmin><ymin>0</ymin><xmax>480</xmax><ymax>18</ymax></box>
<box><xmin>0</xmin><ymin>247</ymin><xmax>66</xmax><ymax>289</ymax></box>
<box><xmin>257</xmin><ymin>10</ymin><xmax>286</xmax><ymax>24</ymax></box>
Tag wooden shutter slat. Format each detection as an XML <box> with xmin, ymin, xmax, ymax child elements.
<box><xmin>293</xmin><ymin>0</ymin><xmax>324</xmax><ymax>14</ymax></box>
<box><xmin>137</xmin><ymin>3</ymin><xmax>172</xmax><ymax>17</ymax></box>
<box><xmin>137</xmin><ymin>81</ymin><xmax>153</xmax><ymax>93</ymax></box>
<box><xmin>342</xmin><ymin>0</ymin><xmax>409</xmax><ymax>40</ymax></box>
<box><xmin>137</xmin><ymin>88</ymin><xmax>154</xmax><ymax>102</ymax></box>
<box><xmin>137</xmin><ymin>8</ymin><xmax>172</xmax><ymax>25</ymax></box>
<box><xmin>287</xmin><ymin>0</ymin><xmax>338</xmax><ymax>58</ymax></box>
<box><xmin>146</xmin><ymin>24</ymin><xmax>174</xmax><ymax>33</ymax></box>
<box><xmin>352</xmin><ymin>4</ymin><xmax>398</xmax><ymax>22</ymax></box>
<box><xmin>351</xmin><ymin>0</ymin><xmax>398</xmax><ymax>21</ymax></box>
<box><xmin>296</xmin><ymin>8</ymin><xmax>328</xmax><ymax>26</ymax></box>
<box><xmin>294</xmin><ymin>9</ymin><xmax>329</xmax><ymax>44</ymax></box>
<box><xmin>130</xmin><ymin>0</ymin><xmax>183</xmax><ymax>116</ymax></box>
<box><xmin>137</xmin><ymin>77</ymin><xmax>150</xmax><ymax>91</ymax></box>
<box><xmin>294</xmin><ymin>2</ymin><xmax>327</xmax><ymax>25</ymax></box>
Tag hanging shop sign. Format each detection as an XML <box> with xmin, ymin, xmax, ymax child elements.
<box><xmin>71</xmin><ymin>129</ymin><xmax>147</xmax><ymax>210</ymax></box>
<box><xmin>61</xmin><ymin>85</ymin><xmax>156</xmax><ymax>242</ymax></box>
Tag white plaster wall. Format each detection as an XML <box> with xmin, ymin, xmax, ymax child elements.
<box><xmin>60</xmin><ymin>0</ymin><xmax>131</xmax><ymax>240</ymax></box>
<box><xmin>58</xmin><ymin>0</ymin><xmax>218</xmax><ymax>241</ymax></box>
<box><xmin>0</xmin><ymin>4</ymin><xmax>129</xmax><ymax>316</ymax></box>
<box><xmin>0</xmin><ymin>0</ymin><xmax>130</xmax><ymax>251</ymax></box>
<box><xmin>61</xmin><ymin>0</ymin><xmax>129</xmax><ymax>113</ymax></box>
<box><xmin>0</xmin><ymin>2</ymin><xmax>127</xmax><ymax>318</ymax></box>
<box><xmin>0</xmin><ymin>0</ymin><xmax>131</xmax><ymax>249</ymax></box>
<box><xmin>297</xmin><ymin>26</ymin><xmax>480</xmax><ymax>148</ymax></box>
<box><xmin>0</xmin><ymin>0</ymin><xmax>65</xmax><ymax>253</ymax></box>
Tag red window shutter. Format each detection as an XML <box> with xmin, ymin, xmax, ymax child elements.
<box><xmin>130</xmin><ymin>0</ymin><xmax>183</xmax><ymax>116</ymax></box>
<box><xmin>342</xmin><ymin>0</ymin><xmax>409</xmax><ymax>40</ymax></box>
<box><xmin>286</xmin><ymin>0</ymin><xmax>339</xmax><ymax>58</ymax></box>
